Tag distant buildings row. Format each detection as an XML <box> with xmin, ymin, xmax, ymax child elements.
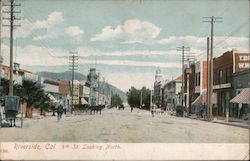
<box><xmin>0</xmin><ymin>65</ymin><xmax>111</xmax><ymax>110</ymax></box>
<box><xmin>153</xmin><ymin>50</ymin><xmax>250</xmax><ymax>119</ymax></box>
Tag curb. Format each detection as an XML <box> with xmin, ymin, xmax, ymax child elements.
<box><xmin>186</xmin><ymin>116</ymin><xmax>249</xmax><ymax>129</ymax></box>
<box><xmin>212</xmin><ymin>121</ymin><xmax>249</xmax><ymax>129</ymax></box>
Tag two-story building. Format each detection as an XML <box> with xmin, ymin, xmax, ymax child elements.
<box><xmin>1</xmin><ymin>63</ymin><xmax>38</xmax><ymax>85</ymax></box>
<box><xmin>213</xmin><ymin>50</ymin><xmax>250</xmax><ymax>117</ymax></box>
<box><xmin>78</xmin><ymin>81</ymin><xmax>90</xmax><ymax>105</ymax></box>
<box><xmin>230</xmin><ymin>68</ymin><xmax>250</xmax><ymax>118</ymax></box>
<box><xmin>190</xmin><ymin>60</ymin><xmax>208</xmax><ymax>113</ymax></box>
<box><xmin>163</xmin><ymin>75</ymin><xmax>182</xmax><ymax>111</ymax></box>
<box><xmin>184</xmin><ymin>64</ymin><xmax>195</xmax><ymax>113</ymax></box>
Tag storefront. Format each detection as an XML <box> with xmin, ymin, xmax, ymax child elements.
<box><xmin>231</xmin><ymin>69</ymin><xmax>250</xmax><ymax>118</ymax></box>
<box><xmin>230</xmin><ymin>88</ymin><xmax>250</xmax><ymax>119</ymax></box>
<box><xmin>213</xmin><ymin>83</ymin><xmax>233</xmax><ymax>117</ymax></box>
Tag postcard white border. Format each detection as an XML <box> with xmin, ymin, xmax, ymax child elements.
<box><xmin>0</xmin><ymin>142</ymin><xmax>249</xmax><ymax>160</ymax></box>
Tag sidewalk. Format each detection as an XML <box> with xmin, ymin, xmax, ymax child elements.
<box><xmin>187</xmin><ymin>114</ymin><xmax>249</xmax><ymax>129</ymax></box>
<box><xmin>212</xmin><ymin>116</ymin><xmax>249</xmax><ymax>129</ymax></box>
<box><xmin>211</xmin><ymin>119</ymin><xmax>249</xmax><ymax>129</ymax></box>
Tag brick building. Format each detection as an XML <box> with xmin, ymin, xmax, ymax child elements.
<box><xmin>213</xmin><ymin>50</ymin><xmax>250</xmax><ymax>117</ymax></box>
<box><xmin>58</xmin><ymin>80</ymin><xmax>71</xmax><ymax>95</ymax></box>
<box><xmin>189</xmin><ymin>60</ymin><xmax>207</xmax><ymax>114</ymax></box>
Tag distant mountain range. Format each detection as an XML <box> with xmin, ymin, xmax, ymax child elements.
<box><xmin>37</xmin><ymin>71</ymin><xmax>127</xmax><ymax>102</ymax></box>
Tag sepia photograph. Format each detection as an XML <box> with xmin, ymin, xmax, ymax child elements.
<box><xmin>0</xmin><ymin>0</ymin><xmax>249</xmax><ymax>160</ymax></box>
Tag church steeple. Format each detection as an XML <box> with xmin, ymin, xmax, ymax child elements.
<box><xmin>155</xmin><ymin>68</ymin><xmax>162</xmax><ymax>83</ymax></box>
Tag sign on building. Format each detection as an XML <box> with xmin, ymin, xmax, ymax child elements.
<box><xmin>236</xmin><ymin>54</ymin><xmax>250</xmax><ymax>72</ymax></box>
<box><xmin>73</xmin><ymin>84</ymin><xmax>79</xmax><ymax>104</ymax></box>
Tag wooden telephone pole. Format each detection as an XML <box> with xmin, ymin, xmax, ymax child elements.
<box><xmin>177</xmin><ymin>46</ymin><xmax>190</xmax><ymax>107</ymax></box>
<box><xmin>69</xmin><ymin>51</ymin><xmax>78</xmax><ymax>114</ymax></box>
<box><xmin>2</xmin><ymin>0</ymin><xmax>21</xmax><ymax>96</ymax></box>
<box><xmin>203</xmin><ymin>16</ymin><xmax>223</xmax><ymax>120</ymax></box>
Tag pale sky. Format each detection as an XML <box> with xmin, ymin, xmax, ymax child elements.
<box><xmin>1</xmin><ymin>0</ymin><xmax>249</xmax><ymax>91</ymax></box>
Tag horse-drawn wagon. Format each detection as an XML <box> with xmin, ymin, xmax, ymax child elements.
<box><xmin>0</xmin><ymin>96</ymin><xmax>23</xmax><ymax>128</ymax></box>
<box><xmin>118</xmin><ymin>104</ymin><xmax>125</xmax><ymax>110</ymax></box>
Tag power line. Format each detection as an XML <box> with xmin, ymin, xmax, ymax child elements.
<box><xmin>175</xmin><ymin>3</ymin><xmax>234</xmax><ymax>58</ymax></box>
<box><xmin>19</xmin><ymin>10</ymin><xmax>93</xmax><ymax>70</ymax></box>
<box><xmin>197</xmin><ymin>20</ymin><xmax>247</xmax><ymax>61</ymax></box>
<box><xmin>214</xmin><ymin>21</ymin><xmax>248</xmax><ymax>47</ymax></box>
<box><xmin>13</xmin><ymin>18</ymin><xmax>93</xmax><ymax>73</ymax></box>
<box><xmin>17</xmin><ymin>6</ymin><xmax>68</xmax><ymax>58</ymax></box>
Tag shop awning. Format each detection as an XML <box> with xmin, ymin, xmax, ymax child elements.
<box><xmin>192</xmin><ymin>92</ymin><xmax>207</xmax><ymax>106</ymax></box>
<box><xmin>230</xmin><ymin>88</ymin><xmax>250</xmax><ymax>104</ymax></box>
<box><xmin>81</xmin><ymin>97</ymin><xmax>88</xmax><ymax>105</ymax></box>
<box><xmin>47</xmin><ymin>93</ymin><xmax>59</xmax><ymax>103</ymax></box>
<box><xmin>192</xmin><ymin>95</ymin><xmax>202</xmax><ymax>105</ymax></box>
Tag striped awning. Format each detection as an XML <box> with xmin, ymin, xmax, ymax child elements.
<box><xmin>47</xmin><ymin>93</ymin><xmax>59</xmax><ymax>103</ymax></box>
<box><xmin>192</xmin><ymin>92</ymin><xmax>207</xmax><ymax>105</ymax></box>
<box><xmin>230</xmin><ymin>88</ymin><xmax>250</xmax><ymax>104</ymax></box>
<box><xmin>192</xmin><ymin>95</ymin><xmax>202</xmax><ymax>105</ymax></box>
<box><xmin>81</xmin><ymin>97</ymin><xmax>88</xmax><ymax>105</ymax></box>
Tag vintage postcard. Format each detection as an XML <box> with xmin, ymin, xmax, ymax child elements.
<box><xmin>0</xmin><ymin>0</ymin><xmax>249</xmax><ymax>160</ymax></box>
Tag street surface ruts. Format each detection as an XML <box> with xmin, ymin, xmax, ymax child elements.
<box><xmin>0</xmin><ymin>108</ymin><xmax>249</xmax><ymax>142</ymax></box>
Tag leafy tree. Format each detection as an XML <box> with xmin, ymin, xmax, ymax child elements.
<box><xmin>127</xmin><ymin>86</ymin><xmax>151</xmax><ymax>110</ymax></box>
<box><xmin>127</xmin><ymin>87</ymin><xmax>140</xmax><ymax>108</ymax></box>
<box><xmin>1</xmin><ymin>77</ymin><xmax>24</xmax><ymax>99</ymax></box>
<box><xmin>111</xmin><ymin>93</ymin><xmax>123</xmax><ymax>107</ymax></box>
<box><xmin>141</xmin><ymin>86</ymin><xmax>151</xmax><ymax>110</ymax></box>
<box><xmin>1</xmin><ymin>78</ymin><xmax>55</xmax><ymax>117</ymax></box>
<box><xmin>34</xmin><ymin>92</ymin><xmax>54</xmax><ymax>116</ymax></box>
<box><xmin>0</xmin><ymin>78</ymin><xmax>10</xmax><ymax>96</ymax></box>
<box><xmin>17</xmin><ymin>80</ymin><xmax>45</xmax><ymax>117</ymax></box>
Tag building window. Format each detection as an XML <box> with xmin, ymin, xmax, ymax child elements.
<box><xmin>225</xmin><ymin>69</ymin><xmax>228</xmax><ymax>83</ymax></box>
<box><xmin>195</xmin><ymin>73</ymin><xmax>198</xmax><ymax>86</ymax></box>
<box><xmin>198</xmin><ymin>72</ymin><xmax>200</xmax><ymax>86</ymax></box>
<box><xmin>213</xmin><ymin>70</ymin><xmax>218</xmax><ymax>85</ymax></box>
<box><xmin>195</xmin><ymin>72</ymin><xmax>201</xmax><ymax>86</ymax></box>
<box><xmin>219</xmin><ymin>70</ymin><xmax>223</xmax><ymax>84</ymax></box>
<box><xmin>226</xmin><ymin>66</ymin><xmax>232</xmax><ymax>83</ymax></box>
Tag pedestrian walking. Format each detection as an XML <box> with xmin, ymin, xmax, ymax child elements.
<box><xmin>57</xmin><ymin>104</ymin><xmax>63</xmax><ymax>121</ymax></box>
<box><xmin>151</xmin><ymin>107</ymin><xmax>155</xmax><ymax>117</ymax></box>
<box><xmin>131</xmin><ymin>106</ymin><xmax>133</xmax><ymax>112</ymax></box>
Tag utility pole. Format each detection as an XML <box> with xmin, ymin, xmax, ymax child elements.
<box><xmin>140</xmin><ymin>90</ymin><xmax>142</xmax><ymax>108</ymax></box>
<box><xmin>177</xmin><ymin>46</ymin><xmax>190</xmax><ymax>107</ymax></box>
<box><xmin>203</xmin><ymin>16</ymin><xmax>222</xmax><ymax>120</ymax></box>
<box><xmin>183</xmin><ymin>57</ymin><xmax>195</xmax><ymax>115</ymax></box>
<box><xmin>0</xmin><ymin>0</ymin><xmax>3</xmax><ymax>92</ymax></box>
<box><xmin>97</xmin><ymin>72</ymin><xmax>100</xmax><ymax>106</ymax></box>
<box><xmin>206</xmin><ymin>37</ymin><xmax>210</xmax><ymax>120</ymax></box>
<box><xmin>2</xmin><ymin>0</ymin><xmax>21</xmax><ymax>96</ymax></box>
<box><xmin>101</xmin><ymin>77</ymin><xmax>104</xmax><ymax>105</ymax></box>
<box><xmin>69</xmin><ymin>51</ymin><xmax>78</xmax><ymax>114</ymax></box>
<box><xmin>150</xmin><ymin>89</ymin><xmax>152</xmax><ymax>110</ymax></box>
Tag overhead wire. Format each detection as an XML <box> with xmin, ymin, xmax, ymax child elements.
<box><xmin>195</xmin><ymin>2</ymin><xmax>246</xmax><ymax>61</ymax></box>
<box><xmin>17</xmin><ymin>3</ymin><xmax>92</xmax><ymax>71</ymax></box>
